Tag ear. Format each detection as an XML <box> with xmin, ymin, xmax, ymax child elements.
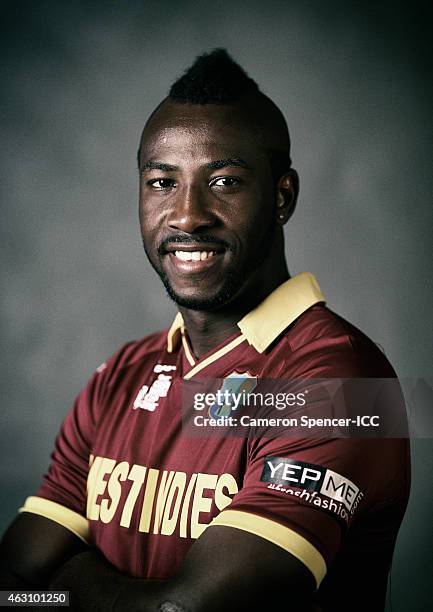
<box><xmin>275</xmin><ymin>169</ymin><xmax>299</xmax><ymax>225</ymax></box>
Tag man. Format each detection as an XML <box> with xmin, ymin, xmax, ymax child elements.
<box><xmin>0</xmin><ymin>49</ymin><xmax>409</xmax><ymax>611</ymax></box>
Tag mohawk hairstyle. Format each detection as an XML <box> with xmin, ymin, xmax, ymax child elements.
<box><xmin>138</xmin><ymin>49</ymin><xmax>292</xmax><ymax>175</ymax></box>
<box><xmin>169</xmin><ymin>48</ymin><xmax>260</xmax><ymax>104</ymax></box>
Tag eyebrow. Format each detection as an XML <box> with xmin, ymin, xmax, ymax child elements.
<box><xmin>141</xmin><ymin>161</ymin><xmax>179</xmax><ymax>172</ymax></box>
<box><xmin>140</xmin><ymin>157</ymin><xmax>251</xmax><ymax>173</ymax></box>
<box><xmin>205</xmin><ymin>157</ymin><xmax>251</xmax><ymax>170</ymax></box>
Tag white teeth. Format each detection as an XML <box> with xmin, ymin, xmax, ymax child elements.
<box><xmin>174</xmin><ymin>250</ymin><xmax>215</xmax><ymax>262</ymax></box>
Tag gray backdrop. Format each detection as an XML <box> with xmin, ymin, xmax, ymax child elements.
<box><xmin>1</xmin><ymin>1</ymin><xmax>432</xmax><ymax>609</ymax></box>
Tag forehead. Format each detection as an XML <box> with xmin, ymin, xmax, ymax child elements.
<box><xmin>139</xmin><ymin>102</ymin><xmax>265</xmax><ymax>164</ymax></box>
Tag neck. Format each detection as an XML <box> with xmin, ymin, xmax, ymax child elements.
<box><xmin>179</xmin><ymin>257</ymin><xmax>289</xmax><ymax>359</ymax></box>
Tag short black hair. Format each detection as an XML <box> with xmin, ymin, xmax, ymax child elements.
<box><xmin>138</xmin><ymin>49</ymin><xmax>292</xmax><ymax>177</ymax></box>
<box><xmin>169</xmin><ymin>48</ymin><xmax>260</xmax><ymax>105</ymax></box>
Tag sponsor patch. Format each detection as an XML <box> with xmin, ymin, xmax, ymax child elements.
<box><xmin>261</xmin><ymin>456</ymin><xmax>363</xmax><ymax>516</ymax></box>
<box><xmin>133</xmin><ymin>364</ymin><xmax>176</xmax><ymax>412</ymax></box>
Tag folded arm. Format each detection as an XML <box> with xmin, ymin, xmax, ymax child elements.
<box><xmin>0</xmin><ymin>513</ymin><xmax>87</xmax><ymax>588</ymax></box>
<box><xmin>1</xmin><ymin>513</ymin><xmax>317</xmax><ymax>611</ymax></box>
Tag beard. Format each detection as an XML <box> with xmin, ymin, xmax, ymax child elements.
<box><xmin>158</xmin><ymin>259</ymin><xmax>239</xmax><ymax>311</ymax></box>
<box><xmin>143</xmin><ymin>221</ymin><xmax>276</xmax><ymax>311</ymax></box>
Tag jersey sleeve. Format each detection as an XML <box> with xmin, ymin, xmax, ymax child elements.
<box><xmin>19</xmin><ymin>362</ymin><xmax>109</xmax><ymax>543</ymax></box>
<box><xmin>208</xmin><ymin>435</ymin><xmax>409</xmax><ymax>588</ymax></box>
<box><xmin>209</xmin><ymin>327</ymin><xmax>410</xmax><ymax>588</ymax></box>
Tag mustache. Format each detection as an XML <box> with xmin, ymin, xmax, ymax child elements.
<box><xmin>158</xmin><ymin>234</ymin><xmax>230</xmax><ymax>254</ymax></box>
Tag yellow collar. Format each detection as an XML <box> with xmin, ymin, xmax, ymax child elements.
<box><xmin>166</xmin><ymin>272</ymin><xmax>325</xmax><ymax>354</ymax></box>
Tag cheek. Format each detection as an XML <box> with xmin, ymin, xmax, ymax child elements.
<box><xmin>138</xmin><ymin>210</ymin><xmax>159</xmax><ymax>257</ymax></box>
<box><xmin>231</xmin><ymin>193</ymin><xmax>274</xmax><ymax>237</ymax></box>
<box><xmin>139</xmin><ymin>196</ymin><xmax>163</xmax><ymax>237</ymax></box>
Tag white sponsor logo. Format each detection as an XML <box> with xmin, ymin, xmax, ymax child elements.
<box><xmin>133</xmin><ymin>364</ymin><xmax>176</xmax><ymax>411</ymax></box>
<box><xmin>263</xmin><ymin>457</ymin><xmax>362</xmax><ymax>512</ymax></box>
<box><xmin>320</xmin><ymin>468</ymin><xmax>360</xmax><ymax>511</ymax></box>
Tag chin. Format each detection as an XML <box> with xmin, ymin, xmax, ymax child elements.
<box><xmin>163</xmin><ymin>277</ymin><xmax>240</xmax><ymax>312</ymax></box>
<box><xmin>165</xmin><ymin>289</ymin><xmax>230</xmax><ymax>311</ymax></box>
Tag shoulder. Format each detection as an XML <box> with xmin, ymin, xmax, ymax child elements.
<box><xmin>94</xmin><ymin>328</ymin><xmax>169</xmax><ymax>382</ymax></box>
<box><xmin>283</xmin><ymin>303</ymin><xmax>396</xmax><ymax>378</ymax></box>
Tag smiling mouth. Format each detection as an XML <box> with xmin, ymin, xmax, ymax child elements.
<box><xmin>173</xmin><ymin>250</ymin><xmax>217</xmax><ymax>261</ymax></box>
<box><xmin>164</xmin><ymin>245</ymin><xmax>226</xmax><ymax>274</ymax></box>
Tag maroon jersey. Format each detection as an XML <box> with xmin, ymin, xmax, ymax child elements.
<box><xmin>20</xmin><ymin>273</ymin><xmax>410</xmax><ymax>607</ymax></box>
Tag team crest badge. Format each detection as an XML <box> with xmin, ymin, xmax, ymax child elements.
<box><xmin>208</xmin><ymin>371</ymin><xmax>257</xmax><ymax>420</ymax></box>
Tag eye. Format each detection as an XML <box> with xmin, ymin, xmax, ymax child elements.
<box><xmin>147</xmin><ymin>178</ymin><xmax>176</xmax><ymax>190</ymax></box>
<box><xmin>210</xmin><ymin>176</ymin><xmax>241</xmax><ymax>189</ymax></box>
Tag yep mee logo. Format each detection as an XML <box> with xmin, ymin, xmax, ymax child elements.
<box><xmin>261</xmin><ymin>456</ymin><xmax>363</xmax><ymax>514</ymax></box>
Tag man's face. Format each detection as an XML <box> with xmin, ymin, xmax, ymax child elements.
<box><xmin>138</xmin><ymin>101</ymin><xmax>278</xmax><ymax>310</ymax></box>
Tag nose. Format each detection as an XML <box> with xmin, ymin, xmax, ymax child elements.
<box><xmin>167</xmin><ymin>184</ymin><xmax>216</xmax><ymax>233</ymax></box>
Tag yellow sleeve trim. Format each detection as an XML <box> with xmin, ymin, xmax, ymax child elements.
<box><xmin>208</xmin><ymin>509</ymin><xmax>327</xmax><ymax>588</ymax></box>
<box><xmin>19</xmin><ymin>496</ymin><xmax>90</xmax><ymax>544</ymax></box>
